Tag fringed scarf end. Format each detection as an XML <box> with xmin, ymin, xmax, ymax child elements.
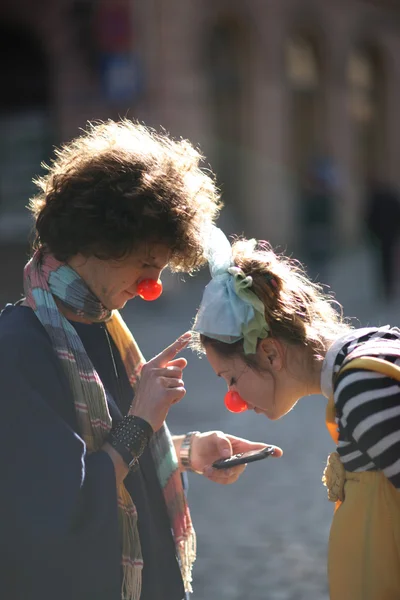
<box><xmin>121</xmin><ymin>563</ymin><xmax>142</xmax><ymax>600</ymax></box>
<box><xmin>178</xmin><ymin>529</ymin><xmax>197</xmax><ymax>594</ymax></box>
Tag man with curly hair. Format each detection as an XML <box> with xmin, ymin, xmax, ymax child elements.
<box><xmin>0</xmin><ymin>120</ymin><xmax>275</xmax><ymax>600</ymax></box>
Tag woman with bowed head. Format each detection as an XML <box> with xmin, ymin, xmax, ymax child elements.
<box><xmin>193</xmin><ymin>226</ymin><xmax>400</xmax><ymax>600</ymax></box>
<box><xmin>0</xmin><ymin>121</ymin><xmax>279</xmax><ymax>600</ymax></box>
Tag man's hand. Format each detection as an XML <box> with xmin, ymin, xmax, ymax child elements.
<box><xmin>129</xmin><ymin>332</ymin><xmax>191</xmax><ymax>431</ymax></box>
<box><xmin>190</xmin><ymin>430</ymin><xmax>283</xmax><ymax>485</ymax></box>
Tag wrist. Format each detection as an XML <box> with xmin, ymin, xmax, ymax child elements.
<box><xmin>179</xmin><ymin>431</ymin><xmax>202</xmax><ymax>474</ymax></box>
<box><xmin>108</xmin><ymin>415</ymin><xmax>153</xmax><ymax>470</ymax></box>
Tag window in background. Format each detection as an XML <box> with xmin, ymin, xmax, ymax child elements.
<box><xmin>286</xmin><ymin>35</ymin><xmax>323</xmax><ymax>181</ymax></box>
<box><xmin>0</xmin><ymin>23</ymin><xmax>51</xmax><ymax>242</ymax></box>
<box><xmin>286</xmin><ymin>35</ymin><xmax>336</xmax><ymax>274</ymax></box>
<box><xmin>207</xmin><ymin>17</ymin><xmax>249</xmax><ymax>215</ymax></box>
<box><xmin>348</xmin><ymin>47</ymin><xmax>385</xmax><ymax>180</ymax></box>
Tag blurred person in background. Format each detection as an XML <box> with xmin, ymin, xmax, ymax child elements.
<box><xmin>364</xmin><ymin>175</ymin><xmax>400</xmax><ymax>301</ymax></box>
<box><xmin>299</xmin><ymin>154</ymin><xmax>337</xmax><ymax>280</ymax></box>
<box><xmin>0</xmin><ymin>121</ymin><xmax>278</xmax><ymax>600</ymax></box>
<box><xmin>192</xmin><ymin>227</ymin><xmax>400</xmax><ymax>600</ymax></box>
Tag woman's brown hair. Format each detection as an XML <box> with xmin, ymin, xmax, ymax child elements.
<box><xmin>194</xmin><ymin>238</ymin><xmax>352</xmax><ymax>365</ymax></box>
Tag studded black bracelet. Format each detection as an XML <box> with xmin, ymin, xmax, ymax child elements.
<box><xmin>108</xmin><ymin>415</ymin><xmax>153</xmax><ymax>470</ymax></box>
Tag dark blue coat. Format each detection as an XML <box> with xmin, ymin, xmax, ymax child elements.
<box><xmin>0</xmin><ymin>305</ymin><xmax>184</xmax><ymax>600</ymax></box>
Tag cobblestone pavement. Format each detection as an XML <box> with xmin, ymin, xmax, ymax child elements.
<box><xmin>2</xmin><ymin>242</ymin><xmax>400</xmax><ymax>600</ymax></box>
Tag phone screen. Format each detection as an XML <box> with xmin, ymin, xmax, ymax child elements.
<box><xmin>212</xmin><ymin>446</ymin><xmax>275</xmax><ymax>469</ymax></box>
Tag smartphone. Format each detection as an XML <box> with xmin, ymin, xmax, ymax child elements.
<box><xmin>212</xmin><ymin>446</ymin><xmax>275</xmax><ymax>469</ymax></box>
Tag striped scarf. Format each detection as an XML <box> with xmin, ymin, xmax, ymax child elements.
<box><xmin>23</xmin><ymin>250</ymin><xmax>196</xmax><ymax>600</ymax></box>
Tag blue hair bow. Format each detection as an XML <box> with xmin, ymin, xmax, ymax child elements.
<box><xmin>193</xmin><ymin>227</ymin><xmax>269</xmax><ymax>354</ymax></box>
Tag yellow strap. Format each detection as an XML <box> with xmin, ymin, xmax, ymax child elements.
<box><xmin>339</xmin><ymin>356</ymin><xmax>400</xmax><ymax>381</ymax></box>
<box><xmin>326</xmin><ymin>356</ymin><xmax>400</xmax><ymax>444</ymax></box>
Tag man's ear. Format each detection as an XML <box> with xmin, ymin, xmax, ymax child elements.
<box><xmin>258</xmin><ymin>338</ymin><xmax>284</xmax><ymax>371</ymax></box>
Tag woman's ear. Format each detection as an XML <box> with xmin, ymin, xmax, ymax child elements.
<box><xmin>258</xmin><ymin>338</ymin><xmax>284</xmax><ymax>371</ymax></box>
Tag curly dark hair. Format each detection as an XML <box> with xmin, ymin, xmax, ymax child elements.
<box><xmin>29</xmin><ymin>119</ymin><xmax>222</xmax><ymax>272</ymax></box>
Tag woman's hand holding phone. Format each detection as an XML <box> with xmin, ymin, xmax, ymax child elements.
<box><xmin>190</xmin><ymin>431</ymin><xmax>282</xmax><ymax>485</ymax></box>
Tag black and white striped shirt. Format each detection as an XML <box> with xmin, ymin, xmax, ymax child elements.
<box><xmin>322</xmin><ymin>326</ymin><xmax>400</xmax><ymax>489</ymax></box>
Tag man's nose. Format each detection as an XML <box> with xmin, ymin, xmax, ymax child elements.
<box><xmin>146</xmin><ymin>266</ymin><xmax>163</xmax><ymax>280</ymax></box>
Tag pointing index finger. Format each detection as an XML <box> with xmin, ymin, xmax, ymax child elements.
<box><xmin>151</xmin><ymin>332</ymin><xmax>192</xmax><ymax>368</ymax></box>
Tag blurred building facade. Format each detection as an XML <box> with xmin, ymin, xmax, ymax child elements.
<box><xmin>1</xmin><ymin>0</ymin><xmax>400</xmax><ymax>252</ymax></box>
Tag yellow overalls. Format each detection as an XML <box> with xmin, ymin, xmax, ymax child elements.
<box><xmin>324</xmin><ymin>357</ymin><xmax>400</xmax><ymax>600</ymax></box>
